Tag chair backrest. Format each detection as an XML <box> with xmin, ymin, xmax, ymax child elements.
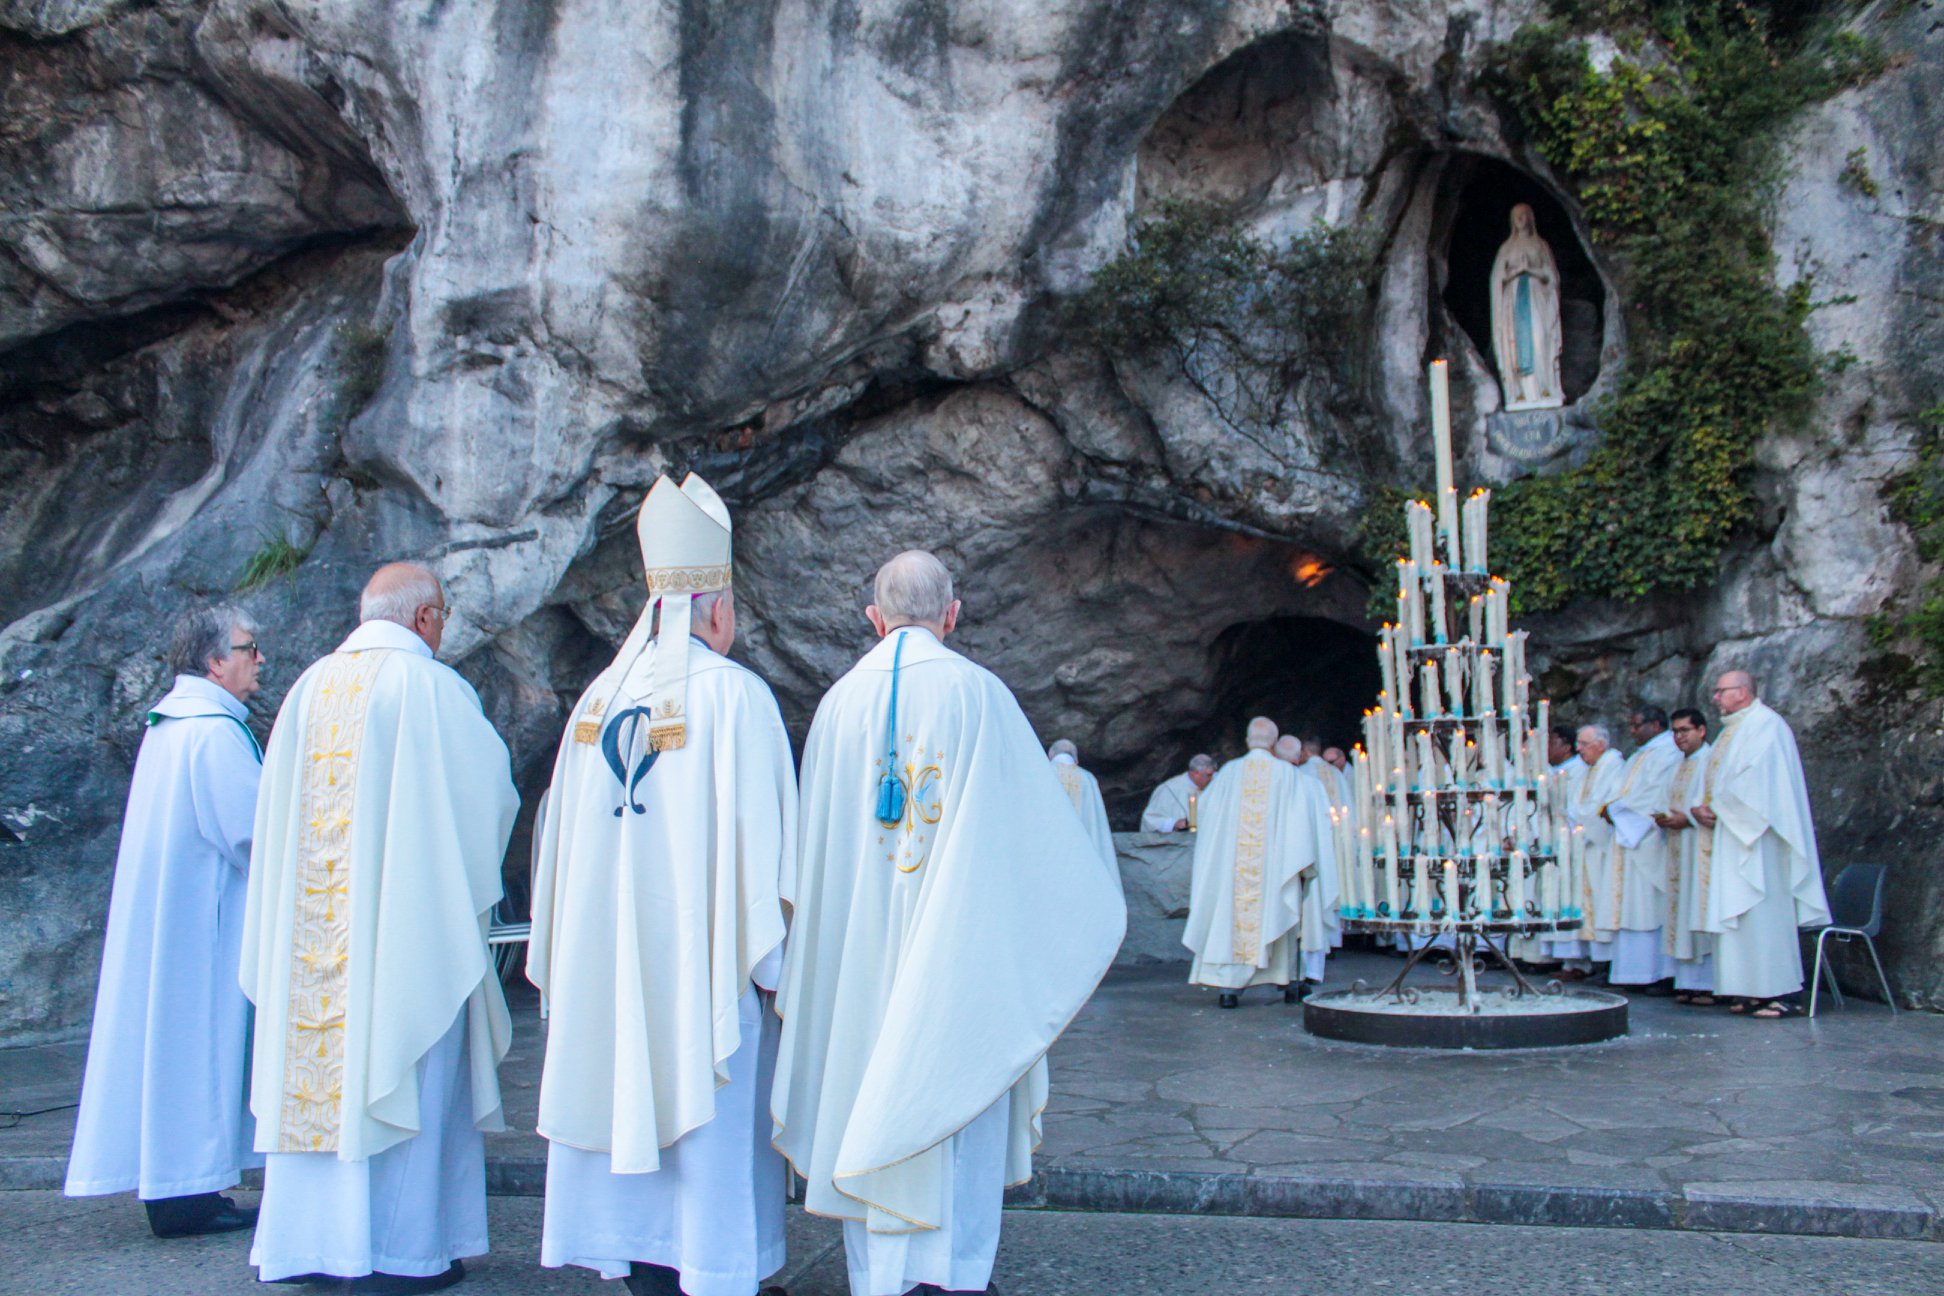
<box><xmin>1828</xmin><ymin>863</ymin><xmax>1888</xmax><ymax>935</ymax></box>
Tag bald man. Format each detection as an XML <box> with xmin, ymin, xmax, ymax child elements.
<box><xmin>245</xmin><ymin>564</ymin><xmax>519</xmax><ymax>1290</ymax></box>
<box><xmin>1184</xmin><ymin>718</ymin><xmax>1332</xmax><ymax>1008</ymax></box>
<box><xmin>1691</xmin><ymin>671</ymin><xmax>1831</xmax><ymax>1017</ymax></box>
<box><xmin>773</xmin><ymin>550</ymin><xmax>1123</xmax><ymax>1296</ymax></box>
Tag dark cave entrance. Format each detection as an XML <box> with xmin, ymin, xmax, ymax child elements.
<box><xmin>1189</xmin><ymin>615</ymin><xmax>1381</xmax><ymax>761</ymax></box>
<box><xmin>1440</xmin><ymin>155</ymin><xmax>1606</xmax><ymax>406</ymax></box>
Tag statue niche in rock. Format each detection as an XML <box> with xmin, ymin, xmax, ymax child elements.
<box><xmin>1490</xmin><ymin>204</ymin><xmax>1565</xmax><ymax>412</ymax></box>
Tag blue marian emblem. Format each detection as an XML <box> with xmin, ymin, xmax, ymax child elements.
<box><xmin>601</xmin><ymin>706</ymin><xmax>661</xmax><ymax>817</ymax></box>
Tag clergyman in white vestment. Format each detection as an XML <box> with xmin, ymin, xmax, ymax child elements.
<box><xmin>243</xmin><ymin>565</ymin><xmax>518</xmax><ymax>1292</ymax></box>
<box><xmin>66</xmin><ymin>606</ymin><xmax>267</xmax><ymax>1238</ymax></box>
<box><xmin>1692</xmin><ymin>672</ymin><xmax>1831</xmax><ymax>1017</ymax></box>
<box><xmin>1275</xmin><ymin>735</ymin><xmax>1343</xmax><ymax>981</ymax></box>
<box><xmin>1139</xmin><ymin>755</ymin><xmax>1214</xmax><ymax>832</ymax></box>
<box><xmin>1557</xmin><ymin>729</ymin><xmax>1623</xmax><ymax>969</ymax></box>
<box><xmin>1598</xmin><ymin>708</ymin><xmax>1684</xmax><ymax>988</ymax></box>
<box><xmin>529</xmin><ymin>475</ymin><xmax>794</xmax><ymax>1296</ymax></box>
<box><xmin>1048</xmin><ymin>740</ymin><xmax>1123</xmax><ymax>896</ymax></box>
<box><xmin>1654</xmin><ymin>709</ymin><xmax>1715</xmax><ymax>1000</ymax></box>
<box><xmin>1184</xmin><ymin>719</ymin><xmax>1329</xmax><ymax>1007</ymax></box>
<box><xmin>772</xmin><ymin>552</ymin><xmax>1125</xmax><ymax>1296</ymax></box>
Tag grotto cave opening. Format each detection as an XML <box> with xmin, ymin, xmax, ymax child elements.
<box><xmin>1439</xmin><ymin>154</ymin><xmax>1605</xmax><ymax>407</ymax></box>
<box><xmin>1185</xmin><ymin>613</ymin><xmax>1380</xmax><ymax>775</ymax></box>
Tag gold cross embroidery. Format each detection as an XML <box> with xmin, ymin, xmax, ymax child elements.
<box><xmin>311</xmin><ymin>723</ymin><xmax>357</xmax><ymax>786</ymax></box>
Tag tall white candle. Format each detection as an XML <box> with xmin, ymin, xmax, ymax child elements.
<box><xmin>1429</xmin><ymin>564</ymin><xmax>1448</xmax><ymax>643</ymax></box>
<box><xmin>1430</xmin><ymin>360</ymin><xmax>1458</xmax><ymax>560</ymax></box>
<box><xmin>1421</xmin><ymin>662</ymin><xmax>1442</xmax><ymax>717</ymax></box>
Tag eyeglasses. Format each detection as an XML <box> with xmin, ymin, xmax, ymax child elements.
<box><xmin>1710</xmin><ymin>686</ymin><xmax>1746</xmax><ymax>696</ymax></box>
<box><xmin>421</xmin><ymin>605</ymin><xmax>452</xmax><ymax>623</ymax></box>
<box><xmin>229</xmin><ymin>640</ymin><xmax>260</xmax><ymax>659</ymax></box>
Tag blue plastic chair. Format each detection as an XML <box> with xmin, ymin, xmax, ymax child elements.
<box><xmin>1807</xmin><ymin>863</ymin><xmax>1897</xmax><ymax>1018</ymax></box>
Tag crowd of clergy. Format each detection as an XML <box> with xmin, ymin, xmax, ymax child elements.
<box><xmin>64</xmin><ymin>475</ymin><xmax>1123</xmax><ymax>1296</ymax></box>
<box><xmin>59</xmin><ymin>464</ymin><xmax>1835</xmax><ymax>1296</ymax></box>
<box><xmin>1132</xmin><ymin>684</ymin><xmax>1831</xmax><ymax>1020</ymax></box>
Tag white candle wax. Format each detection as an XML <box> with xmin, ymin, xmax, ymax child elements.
<box><xmin>1430</xmin><ymin>360</ymin><xmax>1457</xmax><ymax>554</ymax></box>
<box><xmin>1429</xmin><ymin>564</ymin><xmax>1448</xmax><ymax>643</ymax></box>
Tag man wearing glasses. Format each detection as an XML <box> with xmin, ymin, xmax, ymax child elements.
<box><xmin>1689</xmin><ymin>672</ymin><xmax>1831</xmax><ymax>1019</ymax></box>
<box><xmin>66</xmin><ymin>606</ymin><xmax>267</xmax><ymax>1238</ymax></box>
<box><xmin>245</xmin><ymin>563</ymin><xmax>518</xmax><ymax>1293</ymax></box>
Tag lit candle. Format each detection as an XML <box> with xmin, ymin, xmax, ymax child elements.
<box><xmin>1510</xmin><ymin>847</ymin><xmax>1527</xmax><ymax>916</ymax></box>
<box><xmin>1407</xmin><ymin>499</ymin><xmax>1434</xmax><ymax>573</ymax></box>
<box><xmin>1475</xmin><ymin>651</ymin><xmax>1495</xmax><ymax>717</ymax></box>
<box><xmin>1421</xmin><ymin>662</ymin><xmax>1442</xmax><ymax>718</ymax></box>
<box><xmin>1415</xmin><ymin>730</ymin><xmax>1435</xmax><ymax>790</ymax></box>
<box><xmin>1402</xmin><ymin>561</ymin><xmax>1425</xmax><ymax>646</ymax></box>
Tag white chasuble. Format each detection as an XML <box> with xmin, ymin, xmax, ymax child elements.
<box><xmin>67</xmin><ymin>675</ymin><xmax>264</xmax><ymax>1200</ymax></box>
<box><xmin>1702</xmin><ymin>702</ymin><xmax>1830</xmax><ymax>998</ymax></box>
<box><xmin>242</xmin><ymin>619</ymin><xmax>517</xmax><ymax>1164</ymax></box>
<box><xmin>1182</xmin><ymin>750</ymin><xmax>1326</xmax><ymax>990</ymax></box>
<box><xmin>1567</xmin><ymin>749</ymin><xmax>1625</xmax><ymax>944</ymax></box>
<box><xmin>1140</xmin><ymin>772</ymin><xmax>1198</xmax><ymax>833</ymax></box>
<box><xmin>1052</xmin><ymin>757</ymin><xmax>1123</xmax><ymax>897</ymax></box>
<box><xmin>772</xmin><ymin>627</ymin><xmax>1125</xmax><ymax>1255</ymax></box>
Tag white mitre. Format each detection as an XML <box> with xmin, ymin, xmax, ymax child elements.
<box><xmin>571</xmin><ymin>472</ymin><xmax>732</xmax><ymax>752</ymax></box>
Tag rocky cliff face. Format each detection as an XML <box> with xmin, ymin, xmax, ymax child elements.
<box><xmin>3</xmin><ymin>0</ymin><xmax>1939</xmax><ymax>1041</ymax></box>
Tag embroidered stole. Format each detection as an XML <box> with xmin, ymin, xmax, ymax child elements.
<box><xmin>278</xmin><ymin>649</ymin><xmax>387</xmax><ymax>1152</ymax></box>
<box><xmin>1230</xmin><ymin>760</ymin><xmax>1273</xmax><ymax>963</ymax></box>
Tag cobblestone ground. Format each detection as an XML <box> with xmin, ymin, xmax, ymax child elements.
<box><xmin>5</xmin><ymin>1191</ymin><xmax>1941</xmax><ymax>1295</ymax></box>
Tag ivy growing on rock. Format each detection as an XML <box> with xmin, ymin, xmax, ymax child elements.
<box><xmin>1870</xmin><ymin>406</ymin><xmax>1944</xmax><ymax>694</ymax></box>
<box><xmin>1480</xmin><ymin>1</ymin><xmax>1885</xmax><ymax>610</ymax></box>
<box><xmin>1068</xmin><ymin>200</ymin><xmax>1378</xmax><ymax>467</ymax></box>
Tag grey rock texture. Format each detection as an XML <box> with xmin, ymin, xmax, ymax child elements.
<box><xmin>0</xmin><ymin>0</ymin><xmax>1939</xmax><ymax>1040</ymax></box>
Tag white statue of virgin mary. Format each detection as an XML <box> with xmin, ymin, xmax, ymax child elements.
<box><xmin>1489</xmin><ymin>203</ymin><xmax>1565</xmax><ymax>411</ymax></box>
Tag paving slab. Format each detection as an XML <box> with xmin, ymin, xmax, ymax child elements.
<box><xmin>6</xmin><ymin>1192</ymin><xmax>1944</xmax><ymax>1296</ymax></box>
<box><xmin>4</xmin><ymin>953</ymin><xmax>1939</xmax><ymax>1242</ymax></box>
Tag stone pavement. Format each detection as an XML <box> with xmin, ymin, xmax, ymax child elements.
<box><xmin>4</xmin><ymin>953</ymin><xmax>1938</xmax><ymax>1243</ymax></box>
<box><xmin>6</xmin><ymin>1191</ymin><xmax>1943</xmax><ymax>1295</ymax></box>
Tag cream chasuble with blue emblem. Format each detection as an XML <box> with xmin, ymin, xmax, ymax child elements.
<box><xmin>772</xmin><ymin>626</ymin><xmax>1125</xmax><ymax>1249</ymax></box>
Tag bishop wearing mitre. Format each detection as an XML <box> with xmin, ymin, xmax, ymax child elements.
<box><xmin>1597</xmin><ymin>707</ymin><xmax>1684</xmax><ymax>988</ymax></box>
<box><xmin>529</xmin><ymin>474</ymin><xmax>795</xmax><ymax>1296</ymax></box>
<box><xmin>772</xmin><ymin>551</ymin><xmax>1125</xmax><ymax>1296</ymax></box>
<box><xmin>1048</xmin><ymin>738</ymin><xmax>1122</xmax><ymax>895</ymax></box>
<box><xmin>1185</xmin><ymin>719</ymin><xmax>1332</xmax><ymax>1009</ymax></box>
<box><xmin>1692</xmin><ymin>672</ymin><xmax>1831</xmax><ymax>1017</ymax></box>
<box><xmin>244</xmin><ymin>564</ymin><xmax>518</xmax><ymax>1293</ymax></box>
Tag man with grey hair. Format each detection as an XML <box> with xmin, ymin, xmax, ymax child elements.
<box><xmin>1048</xmin><ymin>739</ymin><xmax>1122</xmax><ymax>896</ymax></box>
<box><xmin>774</xmin><ymin>549</ymin><xmax>1124</xmax><ymax>1296</ymax></box>
<box><xmin>1547</xmin><ymin>724</ymin><xmax>1624</xmax><ymax>977</ymax></box>
<box><xmin>245</xmin><ymin>562</ymin><xmax>518</xmax><ymax>1291</ymax></box>
<box><xmin>67</xmin><ymin>605</ymin><xmax>266</xmax><ymax>1238</ymax></box>
<box><xmin>1691</xmin><ymin>671</ymin><xmax>1831</xmax><ymax>1017</ymax></box>
<box><xmin>1141</xmin><ymin>754</ymin><xmax>1217</xmax><ymax>832</ymax></box>
<box><xmin>1184</xmin><ymin>717</ymin><xmax>1332</xmax><ymax>1008</ymax></box>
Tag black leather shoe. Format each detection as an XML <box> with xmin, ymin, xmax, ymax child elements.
<box><xmin>1218</xmin><ymin>992</ymin><xmax>1240</xmax><ymax>1009</ymax></box>
<box><xmin>349</xmin><ymin>1261</ymin><xmax>464</xmax><ymax>1294</ymax></box>
<box><xmin>147</xmin><ymin>1193</ymin><xmax>257</xmax><ymax>1238</ymax></box>
<box><xmin>624</xmin><ymin>1262</ymin><xmax>680</xmax><ymax>1296</ymax></box>
<box><xmin>1285</xmin><ymin>984</ymin><xmax>1313</xmax><ymax>1004</ymax></box>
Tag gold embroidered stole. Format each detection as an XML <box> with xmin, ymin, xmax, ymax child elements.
<box><xmin>1663</xmin><ymin>754</ymin><xmax>1700</xmax><ymax>953</ymax></box>
<box><xmin>1575</xmin><ymin>757</ymin><xmax>1603</xmax><ymax>938</ymax></box>
<box><xmin>1230</xmin><ymin>759</ymin><xmax>1273</xmax><ymax>962</ymax></box>
<box><xmin>278</xmin><ymin>649</ymin><xmax>387</xmax><ymax>1152</ymax></box>
<box><xmin>1694</xmin><ymin>715</ymin><xmax>1749</xmax><ymax>928</ymax></box>
<box><xmin>1055</xmin><ymin>763</ymin><xmax>1085</xmax><ymax>813</ymax></box>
